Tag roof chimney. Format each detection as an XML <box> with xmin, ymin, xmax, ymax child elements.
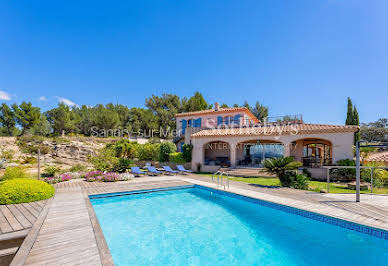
<box><xmin>215</xmin><ymin>102</ymin><xmax>220</xmax><ymax>111</ymax></box>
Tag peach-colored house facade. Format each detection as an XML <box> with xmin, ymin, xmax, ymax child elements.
<box><xmin>174</xmin><ymin>104</ymin><xmax>359</xmax><ymax>174</ymax></box>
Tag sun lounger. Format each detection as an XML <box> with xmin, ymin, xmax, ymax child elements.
<box><xmin>176</xmin><ymin>165</ymin><xmax>193</xmax><ymax>173</ymax></box>
<box><xmin>162</xmin><ymin>166</ymin><xmax>179</xmax><ymax>175</ymax></box>
<box><xmin>131</xmin><ymin>167</ymin><xmax>145</xmax><ymax>177</ymax></box>
<box><xmin>147</xmin><ymin>166</ymin><xmax>162</xmax><ymax>176</ymax></box>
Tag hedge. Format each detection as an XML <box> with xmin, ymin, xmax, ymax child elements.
<box><xmin>0</xmin><ymin>179</ymin><xmax>55</xmax><ymax>204</ymax></box>
<box><xmin>169</xmin><ymin>152</ymin><xmax>186</xmax><ymax>163</ymax></box>
<box><xmin>159</xmin><ymin>142</ymin><xmax>176</xmax><ymax>162</ymax></box>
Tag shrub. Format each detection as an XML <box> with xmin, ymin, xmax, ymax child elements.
<box><xmin>159</xmin><ymin>142</ymin><xmax>176</xmax><ymax>162</ymax></box>
<box><xmin>302</xmin><ymin>168</ymin><xmax>311</xmax><ymax>178</ymax></box>
<box><xmin>0</xmin><ymin>148</ymin><xmax>14</xmax><ymax>161</ymax></box>
<box><xmin>138</xmin><ymin>143</ymin><xmax>160</xmax><ymax>161</ymax></box>
<box><xmin>2</xmin><ymin>166</ymin><xmax>29</xmax><ymax>180</ymax></box>
<box><xmin>102</xmin><ymin>172</ymin><xmax>119</xmax><ymax>182</ymax></box>
<box><xmin>291</xmin><ymin>174</ymin><xmax>310</xmax><ymax>190</ymax></box>
<box><xmin>85</xmin><ymin>171</ymin><xmax>120</xmax><ymax>182</ymax></box>
<box><xmin>85</xmin><ymin>171</ymin><xmax>104</xmax><ymax>182</ymax></box>
<box><xmin>59</xmin><ymin>173</ymin><xmax>72</xmax><ymax>182</ymax></box>
<box><xmin>42</xmin><ymin>165</ymin><xmax>62</xmax><ymax>177</ymax></box>
<box><xmin>263</xmin><ymin>157</ymin><xmax>302</xmax><ymax>187</ymax></box>
<box><xmin>109</xmin><ymin>139</ymin><xmax>139</xmax><ymax>159</ymax></box>
<box><xmin>88</xmin><ymin>148</ymin><xmax>118</xmax><ymax>171</ymax></box>
<box><xmin>0</xmin><ymin>179</ymin><xmax>55</xmax><ymax>204</ymax></box>
<box><xmin>42</xmin><ymin>172</ymin><xmax>76</xmax><ymax>184</ymax></box>
<box><xmin>182</xmin><ymin>144</ymin><xmax>193</xmax><ymax>162</ymax></box>
<box><xmin>361</xmin><ymin>162</ymin><xmax>388</xmax><ymax>188</ymax></box>
<box><xmin>113</xmin><ymin>158</ymin><xmax>133</xmax><ymax>173</ymax></box>
<box><xmin>69</xmin><ymin>164</ymin><xmax>88</xmax><ymax>173</ymax></box>
<box><xmin>21</xmin><ymin>156</ymin><xmax>37</xmax><ymax>165</ymax></box>
<box><xmin>331</xmin><ymin>159</ymin><xmax>356</xmax><ymax>181</ymax></box>
<box><xmin>19</xmin><ymin>143</ymin><xmax>52</xmax><ymax>155</ymax></box>
<box><xmin>169</xmin><ymin>152</ymin><xmax>186</xmax><ymax>163</ymax></box>
<box><xmin>42</xmin><ymin>177</ymin><xmax>57</xmax><ymax>184</ymax></box>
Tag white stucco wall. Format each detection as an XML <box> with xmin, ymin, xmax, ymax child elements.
<box><xmin>191</xmin><ymin>132</ymin><xmax>355</xmax><ymax>171</ymax></box>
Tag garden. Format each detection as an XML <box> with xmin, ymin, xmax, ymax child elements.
<box><xmin>0</xmin><ymin>139</ymin><xmax>193</xmax><ymax>205</ymax></box>
<box><xmin>196</xmin><ymin>156</ymin><xmax>388</xmax><ymax>194</ymax></box>
<box><xmin>0</xmin><ymin>166</ymin><xmax>54</xmax><ymax>204</ymax></box>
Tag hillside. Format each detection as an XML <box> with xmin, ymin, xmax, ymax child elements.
<box><xmin>0</xmin><ymin>136</ymin><xmax>117</xmax><ymax>172</ymax></box>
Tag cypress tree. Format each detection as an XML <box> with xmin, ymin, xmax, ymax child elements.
<box><xmin>345</xmin><ymin>97</ymin><xmax>353</xmax><ymax>125</ymax></box>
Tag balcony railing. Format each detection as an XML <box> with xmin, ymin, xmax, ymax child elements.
<box><xmin>302</xmin><ymin>156</ymin><xmax>332</xmax><ymax>168</ymax></box>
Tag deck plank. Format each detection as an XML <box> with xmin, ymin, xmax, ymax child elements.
<box><xmin>7</xmin><ymin>205</ymin><xmax>32</xmax><ymax>228</ymax></box>
<box><xmin>0</xmin><ymin>205</ymin><xmax>23</xmax><ymax>231</ymax></box>
<box><xmin>14</xmin><ymin>204</ymin><xmax>38</xmax><ymax>225</ymax></box>
<box><xmin>20</xmin><ymin>203</ymin><xmax>39</xmax><ymax>218</ymax></box>
<box><xmin>0</xmin><ymin>207</ymin><xmax>13</xmax><ymax>234</ymax></box>
<box><xmin>0</xmin><ymin>199</ymin><xmax>48</xmax><ymax>238</ymax></box>
<box><xmin>28</xmin><ymin>202</ymin><xmax>42</xmax><ymax>212</ymax></box>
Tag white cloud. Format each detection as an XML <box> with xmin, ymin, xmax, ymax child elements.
<box><xmin>39</xmin><ymin>96</ymin><xmax>47</xmax><ymax>101</ymax></box>
<box><xmin>57</xmin><ymin>97</ymin><xmax>77</xmax><ymax>107</ymax></box>
<box><xmin>0</xmin><ymin>90</ymin><xmax>11</xmax><ymax>101</ymax></box>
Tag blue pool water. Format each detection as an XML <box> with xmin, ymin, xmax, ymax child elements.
<box><xmin>90</xmin><ymin>186</ymin><xmax>388</xmax><ymax>266</ymax></box>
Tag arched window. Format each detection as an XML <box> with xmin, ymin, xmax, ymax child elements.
<box><xmin>303</xmin><ymin>141</ymin><xmax>332</xmax><ymax>167</ymax></box>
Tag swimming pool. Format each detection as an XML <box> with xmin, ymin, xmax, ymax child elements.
<box><xmin>90</xmin><ymin>185</ymin><xmax>388</xmax><ymax>265</ymax></box>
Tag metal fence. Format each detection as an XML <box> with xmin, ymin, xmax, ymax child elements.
<box><xmin>321</xmin><ymin>165</ymin><xmax>388</xmax><ymax>196</ymax></box>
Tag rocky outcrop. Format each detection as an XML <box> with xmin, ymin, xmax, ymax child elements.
<box><xmin>40</xmin><ymin>140</ymin><xmax>103</xmax><ymax>166</ymax></box>
<box><xmin>0</xmin><ymin>136</ymin><xmax>108</xmax><ymax>167</ymax></box>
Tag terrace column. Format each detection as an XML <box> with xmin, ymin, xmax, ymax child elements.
<box><xmin>283</xmin><ymin>141</ymin><xmax>291</xmax><ymax>157</ymax></box>
<box><xmin>191</xmin><ymin>139</ymin><xmax>204</xmax><ymax>172</ymax></box>
<box><xmin>230</xmin><ymin>143</ymin><xmax>237</xmax><ymax>168</ymax></box>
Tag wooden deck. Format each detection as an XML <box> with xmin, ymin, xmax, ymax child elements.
<box><xmin>12</xmin><ymin>178</ymin><xmax>191</xmax><ymax>265</ymax></box>
<box><xmin>0</xmin><ymin>200</ymin><xmax>47</xmax><ymax>236</ymax></box>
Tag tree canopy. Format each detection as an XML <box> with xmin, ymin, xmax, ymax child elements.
<box><xmin>360</xmin><ymin>118</ymin><xmax>388</xmax><ymax>142</ymax></box>
<box><xmin>0</xmin><ymin>92</ymin><xmax>272</xmax><ymax>138</ymax></box>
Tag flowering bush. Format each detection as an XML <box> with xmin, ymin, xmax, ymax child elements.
<box><xmin>85</xmin><ymin>171</ymin><xmax>103</xmax><ymax>182</ymax></box>
<box><xmin>42</xmin><ymin>177</ymin><xmax>57</xmax><ymax>184</ymax></box>
<box><xmin>118</xmin><ymin>172</ymin><xmax>132</xmax><ymax>181</ymax></box>
<box><xmin>103</xmin><ymin>172</ymin><xmax>119</xmax><ymax>182</ymax></box>
<box><xmin>42</xmin><ymin>173</ymin><xmax>73</xmax><ymax>184</ymax></box>
<box><xmin>70</xmin><ymin>172</ymin><xmax>87</xmax><ymax>179</ymax></box>
<box><xmin>60</xmin><ymin>173</ymin><xmax>72</xmax><ymax>182</ymax></box>
<box><xmin>85</xmin><ymin>171</ymin><xmax>120</xmax><ymax>182</ymax></box>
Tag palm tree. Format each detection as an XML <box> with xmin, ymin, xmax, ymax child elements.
<box><xmin>263</xmin><ymin>157</ymin><xmax>302</xmax><ymax>187</ymax></box>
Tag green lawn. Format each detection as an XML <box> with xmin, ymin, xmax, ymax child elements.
<box><xmin>194</xmin><ymin>173</ymin><xmax>388</xmax><ymax>194</ymax></box>
<box><xmin>229</xmin><ymin>177</ymin><xmax>280</xmax><ymax>187</ymax></box>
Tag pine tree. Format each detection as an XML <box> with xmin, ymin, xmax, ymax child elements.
<box><xmin>345</xmin><ymin>97</ymin><xmax>353</xmax><ymax>125</ymax></box>
<box><xmin>0</xmin><ymin>103</ymin><xmax>16</xmax><ymax>136</ymax></box>
<box><xmin>12</xmin><ymin>102</ymin><xmax>41</xmax><ymax>135</ymax></box>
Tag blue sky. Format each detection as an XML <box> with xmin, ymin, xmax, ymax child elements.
<box><xmin>0</xmin><ymin>0</ymin><xmax>387</xmax><ymax>124</ymax></box>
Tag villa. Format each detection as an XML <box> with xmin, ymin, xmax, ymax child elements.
<box><xmin>175</xmin><ymin>103</ymin><xmax>359</xmax><ymax>177</ymax></box>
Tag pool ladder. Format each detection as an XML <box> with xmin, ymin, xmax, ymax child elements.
<box><xmin>212</xmin><ymin>171</ymin><xmax>230</xmax><ymax>190</ymax></box>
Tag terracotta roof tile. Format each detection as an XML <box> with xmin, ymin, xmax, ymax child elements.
<box><xmin>191</xmin><ymin>123</ymin><xmax>359</xmax><ymax>138</ymax></box>
<box><xmin>366</xmin><ymin>151</ymin><xmax>388</xmax><ymax>162</ymax></box>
